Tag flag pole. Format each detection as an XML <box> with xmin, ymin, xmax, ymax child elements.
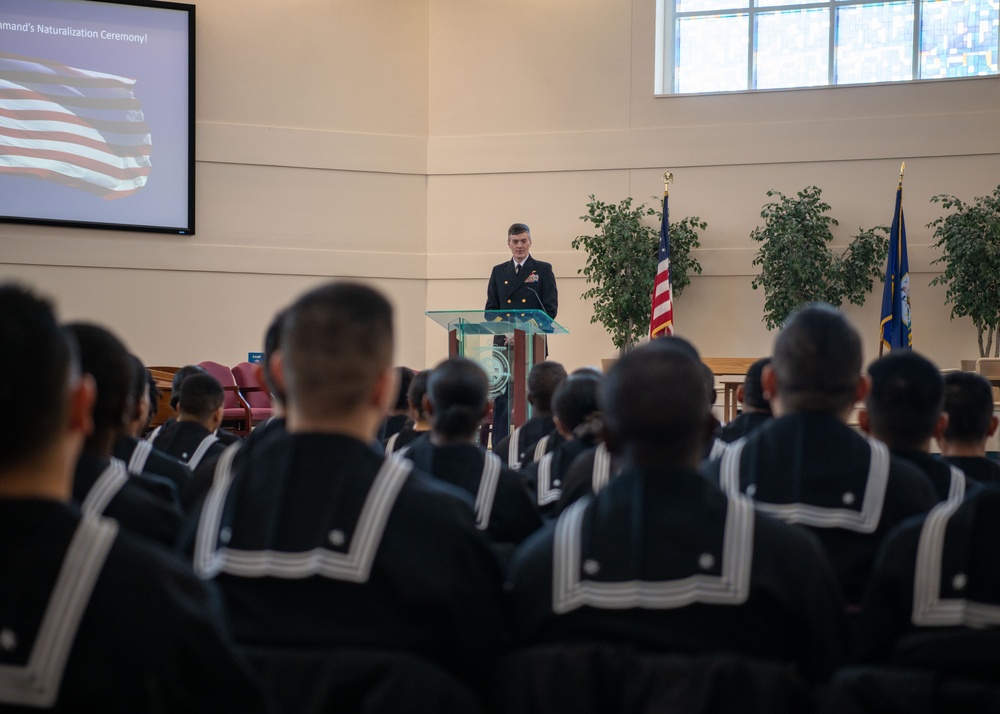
<box><xmin>879</xmin><ymin>162</ymin><xmax>907</xmax><ymax>357</ymax></box>
<box><xmin>649</xmin><ymin>171</ymin><xmax>675</xmax><ymax>339</ymax></box>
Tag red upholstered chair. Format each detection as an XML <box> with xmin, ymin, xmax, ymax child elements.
<box><xmin>231</xmin><ymin>361</ymin><xmax>274</xmax><ymax>428</ymax></box>
<box><xmin>197</xmin><ymin>361</ymin><xmax>252</xmax><ymax>436</ymax></box>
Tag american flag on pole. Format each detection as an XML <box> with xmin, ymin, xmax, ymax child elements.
<box><xmin>649</xmin><ymin>190</ymin><xmax>673</xmax><ymax>338</ymax></box>
<box><xmin>0</xmin><ymin>51</ymin><xmax>151</xmax><ymax>199</ymax></box>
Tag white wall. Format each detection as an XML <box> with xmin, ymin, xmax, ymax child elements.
<box><xmin>425</xmin><ymin>0</ymin><xmax>1000</xmax><ymax>370</ymax></box>
<box><xmin>2</xmin><ymin>0</ymin><xmax>998</xmax><ymax>374</ymax></box>
<box><xmin>1</xmin><ymin>0</ymin><xmax>431</xmax><ymax>369</ymax></box>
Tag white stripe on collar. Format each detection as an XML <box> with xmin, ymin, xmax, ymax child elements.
<box><xmin>946</xmin><ymin>464</ymin><xmax>966</xmax><ymax>504</ymax></box>
<box><xmin>534</xmin><ymin>435</ymin><xmax>550</xmax><ymax>462</ymax></box>
<box><xmin>911</xmin><ymin>479</ymin><xmax>1000</xmax><ymax>628</ymax></box>
<box><xmin>707</xmin><ymin>437</ymin><xmax>728</xmax><ymax>462</ymax></box>
<box><xmin>591</xmin><ymin>443</ymin><xmax>612</xmax><ymax>494</ymax></box>
<box><xmin>536</xmin><ymin>450</ymin><xmax>561</xmax><ymax>506</ymax></box>
<box><xmin>80</xmin><ymin>458</ymin><xmax>130</xmax><ymax>517</ymax></box>
<box><xmin>551</xmin><ymin>491</ymin><xmax>754</xmax><ymax>614</ymax></box>
<box><xmin>126</xmin><ymin>440</ymin><xmax>153</xmax><ymax>476</ymax></box>
<box><xmin>719</xmin><ymin>436</ymin><xmax>890</xmax><ymax>533</ymax></box>
<box><xmin>194</xmin><ymin>444</ymin><xmax>411</xmax><ymax>584</ymax></box>
<box><xmin>475</xmin><ymin>452</ymin><xmax>502</xmax><ymax>530</ymax></box>
<box><xmin>0</xmin><ymin>515</ymin><xmax>117</xmax><ymax>707</ymax></box>
<box><xmin>185</xmin><ymin>433</ymin><xmax>219</xmax><ymax>471</ymax></box>
<box><xmin>508</xmin><ymin>426</ymin><xmax>522</xmax><ymax>470</ymax></box>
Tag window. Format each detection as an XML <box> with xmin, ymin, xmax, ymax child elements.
<box><xmin>658</xmin><ymin>0</ymin><xmax>999</xmax><ymax>94</ymax></box>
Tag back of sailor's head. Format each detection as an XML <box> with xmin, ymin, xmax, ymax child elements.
<box><xmin>771</xmin><ymin>303</ymin><xmax>861</xmax><ymax>414</ymax></box>
<box><xmin>282</xmin><ymin>281</ymin><xmax>393</xmax><ymax>419</ymax></box>
<box><xmin>601</xmin><ymin>343</ymin><xmax>708</xmax><ymax>466</ymax></box>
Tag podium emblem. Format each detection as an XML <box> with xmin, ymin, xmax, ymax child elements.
<box><xmin>479</xmin><ymin>348</ymin><xmax>510</xmax><ymax>398</ymax></box>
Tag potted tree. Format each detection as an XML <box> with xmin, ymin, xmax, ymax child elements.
<box><xmin>572</xmin><ymin>194</ymin><xmax>705</xmax><ymax>353</ymax></box>
<box><xmin>928</xmin><ymin>185</ymin><xmax>1000</xmax><ymax>356</ymax></box>
<box><xmin>750</xmin><ymin>186</ymin><xmax>889</xmax><ymax>330</ymax></box>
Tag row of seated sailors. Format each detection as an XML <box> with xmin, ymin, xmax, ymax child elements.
<box><xmin>6</xmin><ymin>281</ymin><xmax>1000</xmax><ymax>712</ymax></box>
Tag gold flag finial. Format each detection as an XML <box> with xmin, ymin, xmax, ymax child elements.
<box><xmin>663</xmin><ymin>171</ymin><xmax>674</xmax><ymax>195</ymax></box>
<box><xmin>898</xmin><ymin>161</ymin><xmax>905</xmax><ymax>188</ymax></box>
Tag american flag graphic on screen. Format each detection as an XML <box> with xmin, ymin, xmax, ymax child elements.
<box><xmin>649</xmin><ymin>191</ymin><xmax>673</xmax><ymax>338</ymax></box>
<box><xmin>0</xmin><ymin>51</ymin><xmax>151</xmax><ymax>199</ymax></box>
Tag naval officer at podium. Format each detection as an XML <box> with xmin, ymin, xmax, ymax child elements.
<box><xmin>485</xmin><ymin>222</ymin><xmax>558</xmax><ymax>444</ymax></box>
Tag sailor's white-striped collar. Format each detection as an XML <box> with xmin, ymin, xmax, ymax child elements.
<box><xmin>80</xmin><ymin>458</ymin><xmax>130</xmax><ymax>518</ymax></box>
<box><xmin>719</xmin><ymin>436</ymin><xmax>891</xmax><ymax>533</ymax></box>
<box><xmin>126</xmin><ymin>440</ymin><xmax>153</xmax><ymax>476</ymax></box>
<box><xmin>508</xmin><ymin>426</ymin><xmax>523</xmax><ymax>470</ymax></box>
<box><xmin>551</xmin><ymin>491</ymin><xmax>754</xmax><ymax>614</ymax></box>
<box><xmin>911</xmin><ymin>472</ymin><xmax>998</xmax><ymax>628</ymax></box>
<box><xmin>185</xmin><ymin>433</ymin><xmax>220</xmax><ymax>471</ymax></box>
<box><xmin>536</xmin><ymin>450</ymin><xmax>561</xmax><ymax>506</ymax></box>
<box><xmin>0</xmin><ymin>516</ymin><xmax>117</xmax><ymax>707</ymax></box>
<box><xmin>475</xmin><ymin>452</ymin><xmax>502</xmax><ymax>530</ymax></box>
<box><xmin>194</xmin><ymin>443</ymin><xmax>411</xmax><ymax>583</ymax></box>
<box><xmin>591</xmin><ymin>443</ymin><xmax>613</xmax><ymax>495</ymax></box>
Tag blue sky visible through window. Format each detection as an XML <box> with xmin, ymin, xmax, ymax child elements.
<box><xmin>665</xmin><ymin>0</ymin><xmax>998</xmax><ymax>94</ymax></box>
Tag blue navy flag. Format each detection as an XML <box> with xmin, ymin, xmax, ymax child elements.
<box><xmin>879</xmin><ymin>172</ymin><xmax>912</xmax><ymax>352</ymax></box>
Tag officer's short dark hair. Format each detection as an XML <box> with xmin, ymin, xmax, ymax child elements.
<box><xmin>508</xmin><ymin>223</ymin><xmax>531</xmax><ymax>238</ymax></box>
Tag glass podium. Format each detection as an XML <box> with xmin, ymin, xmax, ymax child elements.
<box><xmin>425</xmin><ymin>309</ymin><xmax>568</xmax><ymax>431</ymax></box>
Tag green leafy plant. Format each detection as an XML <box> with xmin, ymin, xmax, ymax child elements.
<box><xmin>750</xmin><ymin>186</ymin><xmax>889</xmax><ymax>330</ymax></box>
<box><xmin>572</xmin><ymin>194</ymin><xmax>705</xmax><ymax>352</ymax></box>
<box><xmin>928</xmin><ymin>185</ymin><xmax>1000</xmax><ymax>356</ymax></box>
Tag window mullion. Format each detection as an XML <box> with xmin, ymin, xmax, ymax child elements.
<box><xmin>828</xmin><ymin>1</ymin><xmax>836</xmax><ymax>86</ymax></box>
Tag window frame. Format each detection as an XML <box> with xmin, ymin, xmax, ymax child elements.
<box><xmin>657</xmin><ymin>0</ymin><xmax>997</xmax><ymax>95</ymax></box>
